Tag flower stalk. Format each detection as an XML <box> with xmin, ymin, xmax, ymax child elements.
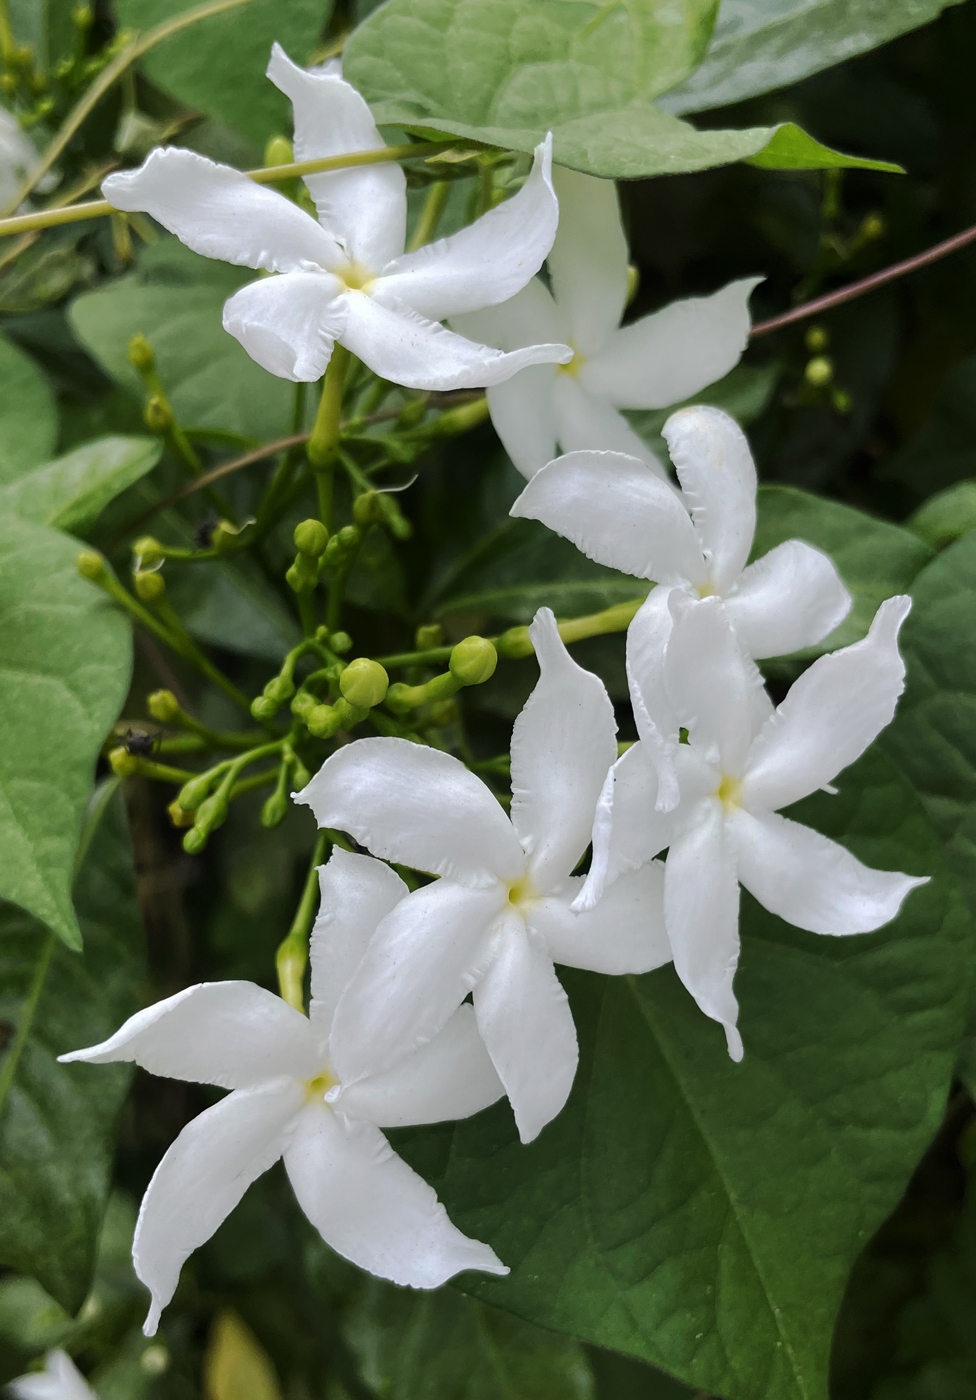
<box><xmin>276</xmin><ymin>829</ymin><xmax>329</xmax><ymax>1010</ymax></box>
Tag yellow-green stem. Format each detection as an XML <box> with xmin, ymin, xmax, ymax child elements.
<box><xmin>408</xmin><ymin>180</ymin><xmax>451</xmax><ymax>251</ymax></box>
<box><xmin>277</xmin><ymin>829</ymin><xmax>329</xmax><ymax>1011</ymax></box>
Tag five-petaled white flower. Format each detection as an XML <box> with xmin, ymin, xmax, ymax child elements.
<box><xmin>297</xmin><ymin>608</ymin><xmax>671</xmax><ymax>1145</ymax></box>
<box><xmin>101</xmin><ymin>46</ymin><xmax>570</xmax><ymax>391</ymax></box>
<box><xmin>513</xmin><ymin>405</ymin><xmax>852</xmax><ymax>808</ymax></box>
<box><xmin>60</xmin><ymin>849</ymin><xmax>508</xmax><ymax>1335</ymax></box>
<box><xmin>8</xmin><ymin>1350</ymin><xmax>95</xmax><ymax>1400</ymax></box>
<box><xmin>453</xmin><ymin>167</ymin><xmax>760</xmax><ymax>478</ymax></box>
<box><xmin>580</xmin><ymin>591</ymin><xmax>927</xmax><ymax>1060</ymax></box>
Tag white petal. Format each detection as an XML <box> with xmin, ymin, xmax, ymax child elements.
<box><xmin>510</xmin><ymin>607</ymin><xmax>618</xmax><ymax>892</ymax></box>
<box><xmin>577</xmin><ymin>742</ymin><xmax>676</xmax><ymax>909</ymax></box>
<box><xmin>328</xmin><ymin>879</ymin><xmax>504</xmax><ymax>1084</ymax></box>
<box><xmin>379</xmin><ymin>136</ymin><xmax>559</xmax><ymax>321</ymax></box>
<box><xmin>724</xmin><ymin>539</ymin><xmax>852</xmax><ymax>658</ymax></box>
<box><xmin>662</xmin><ymin>405</ymin><xmax>756</xmax><ymax>593</ymax></box>
<box><xmin>59</xmin><ymin>982</ymin><xmax>318</xmax><ymax>1088</ymax></box>
<box><xmin>297</xmin><ymin>736</ymin><xmax>523</xmax><ymax>886</ymax></box>
<box><xmin>626</xmin><ymin>584</ymin><xmax>679</xmax><ymax>764</ymax></box>
<box><xmin>342</xmin><ymin>291</ymin><xmax>570</xmax><ymax>391</ymax></box>
<box><xmin>102</xmin><ymin>146</ymin><xmax>339</xmax><ymax>273</ymax></box>
<box><xmin>451</xmin><ymin>276</ymin><xmax>567</xmax><ymax>351</ymax></box>
<box><xmin>8</xmin><ymin>1351</ymin><xmax>93</xmax><ymax>1400</ymax></box>
<box><xmin>665</xmin><ymin>595</ymin><xmax>755</xmax><ymax>775</ymax></box>
<box><xmin>222</xmin><ymin>270</ymin><xmax>346</xmax><ymax>382</ymax></box>
<box><xmin>267</xmin><ymin>43</ymin><xmax>405</xmax><ymax>271</ymax></box>
<box><xmin>285</xmin><ymin>1103</ymin><xmax>507</xmax><ymax>1285</ymax></box>
<box><xmin>741</xmin><ymin>596</ymin><xmax>912</xmax><ymax>812</ymax></box>
<box><xmin>309</xmin><ymin>847</ymin><xmax>408</xmax><ymax>1042</ymax></box>
<box><xmin>664</xmin><ymin>799</ymin><xmax>743</xmax><ymax>1060</ymax></box>
<box><xmin>335</xmin><ymin>1004</ymin><xmax>503</xmax><ymax>1127</ymax></box>
<box><xmin>582</xmin><ymin>277</ymin><xmax>761</xmax><ymax>409</ymax></box>
<box><xmin>472</xmin><ymin>912</ymin><xmax>578</xmax><ymax>1143</ymax></box>
<box><xmin>531</xmin><ymin>863</ymin><xmax>671</xmax><ymax>974</ymax></box>
<box><xmin>548</xmin><ymin>167</ymin><xmax>628</xmax><ymax>357</ymax></box>
<box><xmin>510</xmin><ymin>450</ymin><xmax>703</xmax><ymax>583</ymax></box>
<box><xmin>485</xmin><ymin>367</ymin><xmax>558</xmax><ymax>478</ymax></box>
<box><xmin>732</xmin><ymin>807</ymin><xmax>927</xmax><ymax>936</ymax></box>
<box><xmin>134</xmin><ymin>1081</ymin><xmax>302</xmax><ymax>1335</ymax></box>
<box><xmin>553</xmin><ymin>373</ymin><xmax>670</xmax><ymax>475</ymax></box>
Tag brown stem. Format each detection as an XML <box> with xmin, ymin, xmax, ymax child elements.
<box><xmin>750</xmin><ymin>220</ymin><xmax>976</xmax><ymax>337</ymax></box>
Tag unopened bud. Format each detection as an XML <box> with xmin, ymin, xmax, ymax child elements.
<box><xmin>167</xmin><ymin>797</ymin><xmax>195</xmax><ymax>829</ymax></box>
<box><xmin>183</xmin><ymin>826</ymin><xmax>208</xmax><ymax>854</ymax></box>
<box><xmin>294</xmin><ymin>518</ymin><xmax>329</xmax><ymax>557</ymax></box>
<box><xmin>127</xmin><ymin>333</ymin><xmax>154</xmax><ymax>372</ymax></box>
<box><xmin>330</xmin><ymin>631</ymin><xmax>352</xmax><ymax>654</ymax></box>
<box><xmin>804</xmin><ymin>325</ymin><xmax>829</xmax><ymax>354</ymax></box>
<box><xmin>306</xmin><ymin>704</ymin><xmax>340</xmax><ymax>738</ymax></box>
<box><xmin>72</xmin><ymin>4</ymin><xmax>94</xmax><ymax>30</ymax></box>
<box><xmin>338</xmin><ymin>524</ymin><xmax>362</xmax><ymax>550</ymax></box>
<box><xmin>147</xmin><ymin>689</ymin><xmax>179</xmax><ymax>723</ymax></box>
<box><xmin>449</xmin><ymin>636</ymin><xmax>497</xmax><ymax>686</ymax></box>
<box><xmin>353</xmin><ymin>491</ymin><xmax>384</xmax><ymax>526</ymax></box>
<box><xmin>191</xmin><ymin>792</ymin><xmax>228</xmax><ymax>835</ymax></box>
<box><xmin>133</xmin><ymin>569</ymin><xmax>165</xmax><ymax>603</ymax></box>
<box><xmin>77</xmin><ymin>550</ymin><xmax>106</xmax><ymax>582</ymax></box>
<box><xmin>109</xmin><ymin>746</ymin><xmax>139</xmax><ymax>776</ymax></box>
<box><xmin>133</xmin><ymin>535</ymin><xmax>164</xmax><ymax>568</ymax></box>
<box><xmin>290</xmin><ymin>755</ymin><xmax>311</xmax><ymax>790</ymax></box>
<box><xmin>261</xmin><ymin>787</ymin><xmax>289</xmax><ymax>829</ymax></box>
<box><xmin>291</xmin><ymin>691</ymin><xmax>318</xmax><ymax>721</ymax></box>
<box><xmin>339</xmin><ymin>657</ymin><xmax>389</xmax><ymax>709</ymax></box>
<box><xmin>177</xmin><ymin>772</ymin><xmax>215</xmax><ymax>811</ymax></box>
<box><xmin>626</xmin><ymin>263</ymin><xmax>640</xmax><ymax>305</ymax></box>
<box><xmin>286</xmin><ymin>554</ymin><xmax>317</xmax><ymax>592</ymax></box>
<box><xmin>804</xmin><ymin>356</ymin><xmax>833</xmax><ymax>388</ymax></box>
<box><xmin>264</xmin><ymin>134</ymin><xmax>294</xmax><ymax>169</ymax></box>
<box><xmin>415</xmin><ymin>622</ymin><xmax>444</xmax><ymax>651</ymax></box>
<box><xmin>144</xmin><ymin>395</ymin><xmax>172</xmax><ymax>433</ymax></box>
<box><xmin>335</xmin><ymin>697</ymin><xmax>370</xmax><ymax>728</ymax></box>
<box><xmin>378</xmin><ymin>494</ymin><xmax>412</xmax><ymax>540</ymax></box>
<box><xmin>265</xmin><ymin>674</ymin><xmax>295</xmax><ymax>705</ymax></box>
<box><xmin>860</xmin><ymin>213</ymin><xmax>885</xmax><ymax>241</ymax></box>
<box><xmin>251</xmin><ymin>694</ymin><xmax>279</xmax><ymax>721</ymax></box>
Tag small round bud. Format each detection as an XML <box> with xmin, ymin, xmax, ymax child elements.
<box><xmin>804</xmin><ymin>356</ymin><xmax>834</xmax><ymax>388</ymax></box>
<box><xmin>133</xmin><ymin>570</ymin><xmax>165</xmax><ymax>603</ymax></box>
<box><xmin>109</xmin><ymin>747</ymin><xmax>139</xmax><ymax>776</ymax></box>
<box><xmin>429</xmin><ymin>698</ymin><xmax>460</xmax><ymax>727</ymax></box>
<box><xmin>306</xmin><ymin>704</ymin><xmax>339</xmax><ymax>738</ymax></box>
<box><xmin>337</xmin><ymin>524</ymin><xmax>362</xmax><ymax>550</ymax></box>
<box><xmin>265</xmin><ymin>674</ymin><xmax>295</xmax><ymax>705</ymax></box>
<box><xmin>77</xmin><ymin>550</ymin><xmax>106</xmax><ymax>582</ymax></box>
<box><xmin>285</xmin><ymin>562</ymin><xmax>304</xmax><ymax>592</ymax></box>
<box><xmin>133</xmin><ymin>535</ymin><xmax>164</xmax><ymax>568</ymax></box>
<box><xmin>264</xmin><ymin>134</ymin><xmax>294</xmax><ymax>169</ymax></box>
<box><xmin>147</xmin><ymin>689</ymin><xmax>179</xmax><ymax>723</ymax></box>
<box><xmin>314</xmin><ymin>625</ymin><xmax>331</xmax><ymax>644</ymax></box>
<box><xmin>353</xmin><ymin>491</ymin><xmax>383</xmax><ymax>526</ymax></box>
<box><xmin>139</xmin><ymin>1345</ymin><xmax>169</xmax><ymax>1377</ymax></box>
<box><xmin>291</xmin><ymin>690</ymin><xmax>317</xmax><ymax>721</ymax></box>
<box><xmin>449</xmin><ymin>636</ymin><xmax>497</xmax><ymax>686</ymax></box>
<box><xmin>339</xmin><ymin>657</ymin><xmax>389</xmax><ymax>710</ymax></box>
<box><xmin>261</xmin><ymin>787</ymin><xmax>289</xmax><ymax>829</ymax></box>
<box><xmin>127</xmin><ymin>333</ymin><xmax>155</xmax><ymax>372</ymax></box>
<box><xmin>144</xmin><ymin>395</ymin><xmax>172</xmax><ymax>433</ymax></box>
<box><xmin>291</xmin><ymin>756</ymin><xmax>312</xmax><ymax>790</ymax></box>
<box><xmin>415</xmin><ymin>622</ymin><xmax>444</xmax><ymax>651</ymax></box>
<box><xmin>860</xmin><ymin>213</ymin><xmax>885</xmax><ymax>241</ymax></box>
<box><xmin>251</xmin><ymin>694</ymin><xmax>279</xmax><ymax>721</ymax></box>
<box><xmin>833</xmin><ymin>388</ymin><xmax>853</xmax><ymax>414</ymax></box>
<box><xmin>294</xmin><ymin>518</ymin><xmax>329</xmax><ymax>557</ymax></box>
<box><xmin>330</xmin><ymin>631</ymin><xmax>353</xmax><ymax>654</ymax></box>
<box><xmin>167</xmin><ymin>799</ymin><xmax>195</xmax><ymax>829</ymax></box>
<box><xmin>804</xmin><ymin>324</ymin><xmax>829</xmax><ymax>354</ymax></box>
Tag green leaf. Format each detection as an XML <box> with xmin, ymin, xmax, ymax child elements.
<box><xmin>663</xmin><ymin>0</ymin><xmax>967</xmax><ymax>116</ymax></box>
<box><xmin>625</xmin><ymin>361</ymin><xmax>781</xmax><ymax>461</ymax></box>
<box><xmin>342</xmin><ymin>1282</ymin><xmax>594</xmax><ymax>1400</ymax></box>
<box><xmin>345</xmin><ymin>0</ymin><xmax>902</xmax><ymax>178</ymax></box>
<box><xmin>885</xmin><ymin>356</ymin><xmax>976</xmax><ymax>501</ymax></box>
<box><xmin>166</xmin><ymin>556</ymin><xmax>301</xmax><ymax>662</ymax></box>
<box><xmin>881</xmin><ymin>531</ymin><xmax>976</xmax><ymax>925</ymax></box>
<box><xmin>0</xmin><ymin>333</ymin><xmax>57</xmax><ymax>488</ymax></box>
<box><xmin>69</xmin><ymin>240</ymin><xmax>294</xmax><ymax>446</ymax></box>
<box><xmin>0</xmin><ymin>782</ymin><xmax>146</xmax><ymax>1315</ymax></box>
<box><xmin>0</xmin><ymin>437</ymin><xmax>162</xmax><ymax>536</ymax></box>
<box><xmin>905</xmin><ymin>478</ymin><xmax>976</xmax><ymax>551</ymax></box>
<box><xmin>752</xmin><ymin>484</ymin><xmax>934</xmax><ymax>656</ymax></box>
<box><xmin>0</xmin><ymin>514</ymin><xmax>132</xmax><ymax>949</ymax></box>
<box><xmin>391</xmin><ymin>749</ymin><xmax>974</xmax><ymax>1400</ymax></box>
<box><xmin>115</xmin><ymin>0</ymin><xmax>332</xmax><ymax>149</ymax></box>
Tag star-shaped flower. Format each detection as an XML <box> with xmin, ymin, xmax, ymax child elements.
<box><xmin>60</xmin><ymin>849</ymin><xmax>507</xmax><ymax>1335</ymax></box>
<box><xmin>453</xmin><ymin>166</ymin><xmax>760</xmax><ymax>477</ymax></box>
<box><xmin>513</xmin><ymin>404</ymin><xmax>852</xmax><ymax>807</ymax></box>
<box><xmin>581</xmin><ymin>592</ymin><xmax>927</xmax><ymax>1059</ymax></box>
<box><xmin>8</xmin><ymin>1351</ymin><xmax>94</xmax><ymax>1400</ymax></box>
<box><xmin>297</xmin><ymin>608</ymin><xmax>670</xmax><ymax>1144</ymax></box>
<box><xmin>101</xmin><ymin>46</ymin><xmax>570</xmax><ymax>391</ymax></box>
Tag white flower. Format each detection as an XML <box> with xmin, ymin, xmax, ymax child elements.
<box><xmin>297</xmin><ymin>608</ymin><xmax>670</xmax><ymax>1145</ymax></box>
<box><xmin>582</xmin><ymin>592</ymin><xmax>927</xmax><ymax>1060</ymax></box>
<box><xmin>452</xmin><ymin>167</ymin><xmax>760</xmax><ymax>477</ymax></box>
<box><xmin>8</xmin><ymin>1350</ymin><xmax>94</xmax><ymax>1400</ymax></box>
<box><xmin>101</xmin><ymin>45</ymin><xmax>570</xmax><ymax>391</ymax></box>
<box><xmin>60</xmin><ymin>850</ymin><xmax>508</xmax><ymax>1336</ymax></box>
<box><xmin>512</xmin><ymin>405</ymin><xmax>852</xmax><ymax>808</ymax></box>
<box><xmin>0</xmin><ymin>106</ymin><xmax>47</xmax><ymax>213</ymax></box>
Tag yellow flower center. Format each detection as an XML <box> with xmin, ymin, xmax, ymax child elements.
<box><xmin>304</xmin><ymin>1069</ymin><xmax>338</xmax><ymax>1103</ymax></box>
<box><xmin>338</xmin><ymin>261</ymin><xmax>375</xmax><ymax>293</ymax></box>
<box><xmin>696</xmin><ymin>580</ymin><xmax>717</xmax><ymax>598</ymax></box>
<box><xmin>557</xmin><ymin>344</ymin><xmax>585</xmax><ymax>378</ymax></box>
<box><xmin>715</xmin><ymin>773</ymin><xmax>742</xmax><ymax>811</ymax></box>
<box><xmin>507</xmin><ymin>875</ymin><xmax>537</xmax><ymax>913</ymax></box>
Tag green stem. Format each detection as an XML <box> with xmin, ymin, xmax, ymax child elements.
<box><xmin>308</xmin><ymin>346</ymin><xmax>351</xmax><ymax>532</ymax></box>
<box><xmin>408</xmin><ymin>180</ymin><xmax>451</xmax><ymax>251</ymax></box>
<box><xmin>277</xmin><ymin>829</ymin><xmax>329</xmax><ymax>1011</ymax></box>
<box><xmin>0</xmin><ymin>933</ymin><xmax>56</xmax><ymax>1123</ymax></box>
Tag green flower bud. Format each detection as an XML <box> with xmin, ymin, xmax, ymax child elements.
<box><xmin>133</xmin><ymin>535</ymin><xmax>164</xmax><ymax>568</ymax></box>
<box><xmin>109</xmin><ymin>747</ymin><xmax>139</xmax><ymax>776</ymax></box>
<box><xmin>167</xmin><ymin>798</ymin><xmax>195</xmax><ymax>829</ymax></box>
<box><xmin>385</xmin><ymin>682</ymin><xmax>414</xmax><ymax>714</ymax></box>
<box><xmin>76</xmin><ymin>550</ymin><xmax>106</xmax><ymax>582</ymax></box>
<box><xmin>330</xmin><ymin>631</ymin><xmax>353</xmax><ymax>654</ymax></box>
<box><xmin>264</xmin><ymin>134</ymin><xmax>294</xmax><ymax>169</ymax></box>
<box><xmin>314</xmin><ymin>625</ymin><xmax>331</xmax><ymax>644</ymax></box>
<box><xmin>860</xmin><ymin>212</ymin><xmax>885</xmax><ymax>241</ymax></box>
<box><xmin>183</xmin><ymin>826</ymin><xmax>208</xmax><ymax>854</ymax></box>
<box><xmin>626</xmin><ymin>263</ymin><xmax>640</xmax><ymax>306</ymax></box>
<box><xmin>147</xmin><ymin>689</ymin><xmax>179</xmax><ymax>723</ymax></box>
<box><xmin>415</xmin><ymin>622</ymin><xmax>444</xmax><ymax>651</ymax></box>
<box><xmin>804</xmin><ymin>356</ymin><xmax>833</xmax><ymax>388</ymax></box>
<box><xmin>133</xmin><ymin>569</ymin><xmax>165</xmax><ymax>604</ymax></box>
<box><xmin>251</xmin><ymin>694</ymin><xmax>279</xmax><ymax>721</ymax></box>
<box><xmin>294</xmin><ymin>518</ymin><xmax>329</xmax><ymax>557</ymax></box>
<box><xmin>804</xmin><ymin>325</ymin><xmax>829</xmax><ymax>354</ymax></box>
<box><xmin>127</xmin><ymin>333</ymin><xmax>155</xmax><ymax>372</ymax></box>
<box><xmin>192</xmin><ymin>792</ymin><xmax>228</xmax><ymax>835</ymax></box>
<box><xmin>378</xmin><ymin>494</ymin><xmax>412</xmax><ymax>540</ymax></box>
<box><xmin>339</xmin><ymin>657</ymin><xmax>389</xmax><ymax>709</ymax></box>
<box><xmin>261</xmin><ymin>786</ymin><xmax>289</xmax><ymax>829</ymax></box>
<box><xmin>338</xmin><ymin>524</ymin><xmax>362</xmax><ymax>550</ymax></box>
<box><xmin>144</xmin><ymin>395</ymin><xmax>172</xmax><ymax>432</ymax></box>
<box><xmin>286</xmin><ymin>554</ymin><xmax>317</xmax><ymax>592</ymax></box>
<box><xmin>291</xmin><ymin>691</ymin><xmax>318</xmax><ymax>721</ymax></box>
<box><xmin>449</xmin><ymin>636</ymin><xmax>497</xmax><ymax>686</ymax></box>
<box><xmin>306</xmin><ymin>704</ymin><xmax>341</xmax><ymax>738</ymax></box>
<box><xmin>335</xmin><ymin>698</ymin><xmax>370</xmax><ymax>728</ymax></box>
<box><xmin>291</xmin><ymin>756</ymin><xmax>312</xmax><ymax>790</ymax></box>
<box><xmin>177</xmin><ymin>772</ymin><xmax>215</xmax><ymax>812</ymax></box>
<box><xmin>353</xmin><ymin>491</ymin><xmax>383</xmax><ymax>526</ymax></box>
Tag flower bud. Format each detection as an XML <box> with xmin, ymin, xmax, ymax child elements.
<box><xmin>177</xmin><ymin>772</ymin><xmax>214</xmax><ymax>811</ymax></box>
<box><xmin>339</xmin><ymin>657</ymin><xmax>389</xmax><ymax>709</ymax></box>
<box><xmin>76</xmin><ymin>550</ymin><xmax>106</xmax><ymax>582</ymax></box>
<box><xmin>183</xmin><ymin>826</ymin><xmax>208</xmax><ymax>854</ymax></box>
<box><xmin>804</xmin><ymin>325</ymin><xmax>829</xmax><ymax>354</ymax></box>
<box><xmin>108</xmin><ymin>746</ymin><xmax>139</xmax><ymax>776</ymax></box>
<box><xmin>261</xmin><ymin>786</ymin><xmax>289</xmax><ymax>829</ymax></box>
<box><xmin>266</xmin><ymin>673</ymin><xmax>295</xmax><ymax>704</ymax></box>
<box><xmin>353</xmin><ymin>491</ymin><xmax>384</xmax><ymax>526</ymax></box>
<box><xmin>804</xmin><ymin>356</ymin><xmax>833</xmax><ymax>388</ymax></box>
<box><xmin>127</xmin><ymin>333</ymin><xmax>155</xmax><ymax>372</ymax></box>
<box><xmin>264</xmin><ymin>134</ymin><xmax>293</xmax><ymax>169</ymax></box>
<box><xmin>167</xmin><ymin>798</ymin><xmax>195</xmax><ymax>829</ymax></box>
<box><xmin>291</xmin><ymin>691</ymin><xmax>317</xmax><ymax>721</ymax></box>
<box><xmin>191</xmin><ymin>791</ymin><xmax>228</xmax><ymax>835</ymax></box>
<box><xmin>144</xmin><ymin>395</ymin><xmax>172</xmax><ymax>432</ymax></box>
<box><xmin>626</xmin><ymin>263</ymin><xmax>640</xmax><ymax>306</ymax></box>
<box><xmin>294</xmin><ymin>518</ymin><xmax>329</xmax><ymax>557</ymax></box>
<box><xmin>860</xmin><ymin>212</ymin><xmax>885</xmax><ymax>241</ymax></box>
<box><xmin>306</xmin><ymin>704</ymin><xmax>341</xmax><ymax>738</ymax></box>
<box><xmin>251</xmin><ymin>694</ymin><xmax>279</xmax><ymax>721</ymax></box>
<box><xmin>415</xmin><ymin>622</ymin><xmax>444</xmax><ymax>651</ymax></box>
<box><xmin>133</xmin><ymin>535</ymin><xmax>164</xmax><ymax>568</ymax></box>
<box><xmin>338</xmin><ymin>524</ymin><xmax>361</xmax><ymax>550</ymax></box>
<box><xmin>291</xmin><ymin>755</ymin><xmax>312</xmax><ymax>790</ymax></box>
<box><xmin>147</xmin><ymin>689</ymin><xmax>179</xmax><ymax>723</ymax></box>
<box><xmin>330</xmin><ymin>631</ymin><xmax>352</xmax><ymax>654</ymax></box>
<box><xmin>335</xmin><ymin>698</ymin><xmax>370</xmax><ymax>728</ymax></box>
<box><xmin>449</xmin><ymin>636</ymin><xmax>497</xmax><ymax>686</ymax></box>
<box><xmin>133</xmin><ymin>569</ymin><xmax>165</xmax><ymax>604</ymax></box>
<box><xmin>286</xmin><ymin>554</ymin><xmax>317</xmax><ymax>592</ymax></box>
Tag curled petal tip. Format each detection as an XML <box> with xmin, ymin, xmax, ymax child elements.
<box><xmin>725</xmin><ymin>1026</ymin><xmax>744</xmax><ymax>1062</ymax></box>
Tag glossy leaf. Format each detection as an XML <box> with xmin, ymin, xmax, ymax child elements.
<box><xmin>0</xmin><ymin>333</ymin><xmax>57</xmax><ymax>488</ymax></box>
<box><xmin>0</xmin><ymin>437</ymin><xmax>162</xmax><ymax>536</ymax></box>
<box><xmin>0</xmin><ymin>514</ymin><xmax>131</xmax><ymax>949</ymax></box>
<box><xmin>0</xmin><ymin>783</ymin><xmax>146</xmax><ymax>1314</ymax></box>
<box><xmin>390</xmin><ymin>749</ymin><xmax>973</xmax><ymax>1400</ymax></box>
